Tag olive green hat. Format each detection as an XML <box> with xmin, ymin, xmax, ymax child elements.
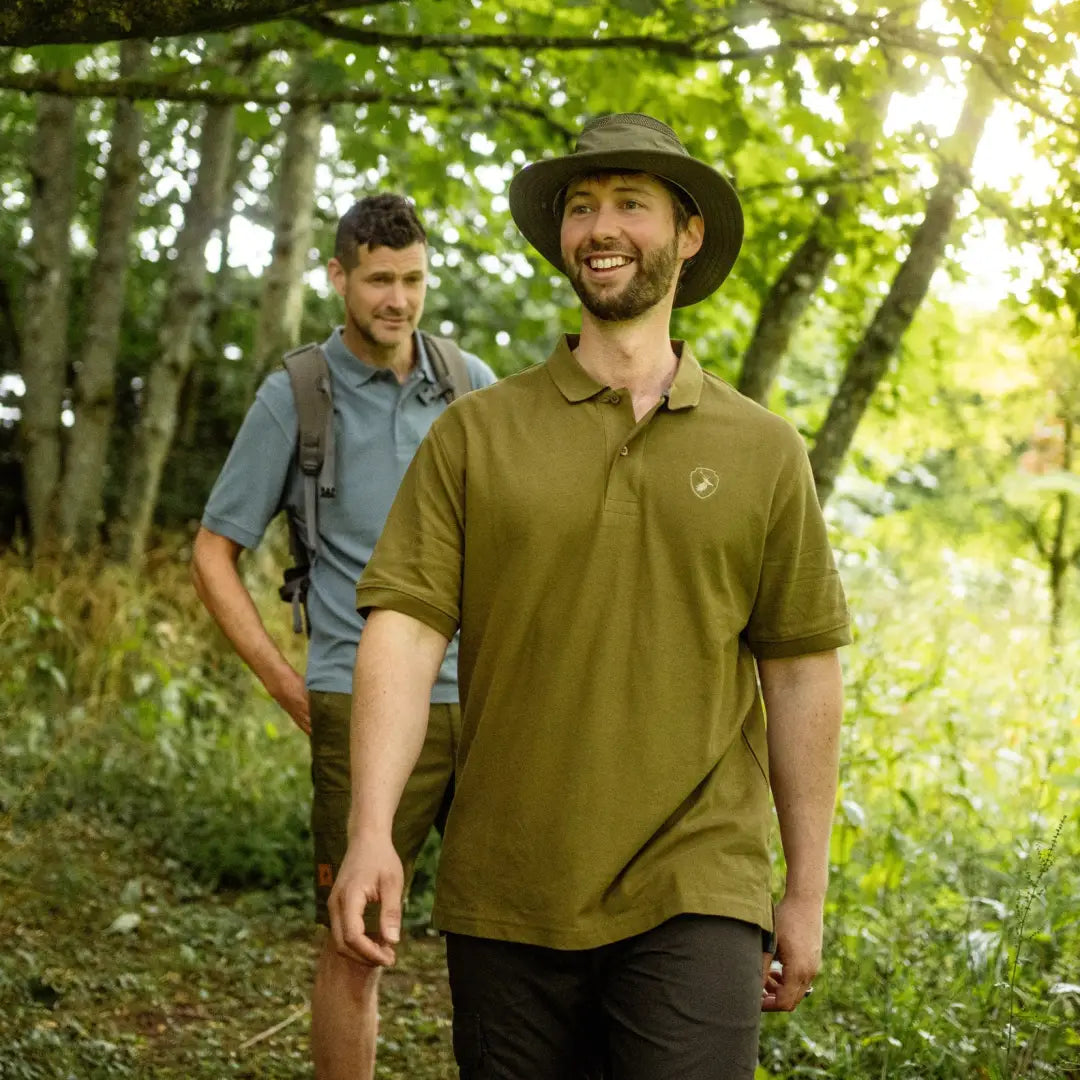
<box><xmin>508</xmin><ymin>113</ymin><xmax>743</xmax><ymax>308</ymax></box>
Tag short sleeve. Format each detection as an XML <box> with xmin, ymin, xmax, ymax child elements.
<box><xmin>744</xmin><ymin>442</ymin><xmax>851</xmax><ymax>659</ymax></box>
<box><xmin>200</xmin><ymin>376</ymin><xmax>296</xmax><ymax>550</ymax></box>
<box><xmin>355</xmin><ymin>417</ymin><xmax>464</xmax><ymax>642</ymax></box>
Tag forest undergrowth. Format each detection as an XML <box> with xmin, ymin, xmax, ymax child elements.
<box><xmin>0</xmin><ymin>536</ymin><xmax>1077</xmax><ymax>1079</ymax></box>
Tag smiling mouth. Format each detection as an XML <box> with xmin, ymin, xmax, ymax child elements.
<box><xmin>584</xmin><ymin>254</ymin><xmax>633</xmax><ymax>272</ymax></box>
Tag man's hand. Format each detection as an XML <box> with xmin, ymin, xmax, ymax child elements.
<box><xmin>761</xmin><ymin>892</ymin><xmax>823</xmax><ymax>1011</ymax></box>
<box><xmin>265</xmin><ymin>665</ymin><xmax>311</xmax><ymax>735</ymax></box>
<box><xmin>328</xmin><ymin>833</ymin><xmax>404</xmax><ymax>968</ymax></box>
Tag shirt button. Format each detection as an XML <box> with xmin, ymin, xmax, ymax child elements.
<box><xmin>619</xmin><ymin>445</ymin><xmax>629</xmax><ymax>456</ymax></box>
<box><xmin>608</xmin><ymin>392</ymin><xmax>621</xmax><ymax>405</ymax></box>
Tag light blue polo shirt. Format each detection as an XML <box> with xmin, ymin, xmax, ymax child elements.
<box><xmin>202</xmin><ymin>328</ymin><xmax>497</xmax><ymax>700</ymax></box>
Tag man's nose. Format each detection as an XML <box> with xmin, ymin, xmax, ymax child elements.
<box><xmin>386</xmin><ymin>281</ymin><xmax>407</xmax><ymax>308</ymax></box>
<box><xmin>588</xmin><ymin>203</ymin><xmax>620</xmax><ymax>242</ymax></box>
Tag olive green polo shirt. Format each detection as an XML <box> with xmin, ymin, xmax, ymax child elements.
<box><xmin>356</xmin><ymin>334</ymin><xmax>850</xmax><ymax>950</ymax></box>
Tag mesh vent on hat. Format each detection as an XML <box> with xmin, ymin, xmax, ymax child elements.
<box><xmin>584</xmin><ymin>114</ymin><xmax>679</xmax><ymax>139</ymax></box>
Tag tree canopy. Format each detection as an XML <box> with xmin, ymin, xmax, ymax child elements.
<box><xmin>0</xmin><ymin>0</ymin><xmax>1078</xmax><ymax>605</ymax></box>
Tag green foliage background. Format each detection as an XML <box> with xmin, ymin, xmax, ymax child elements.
<box><xmin>2</xmin><ymin>0</ymin><xmax>1080</xmax><ymax>1075</ymax></box>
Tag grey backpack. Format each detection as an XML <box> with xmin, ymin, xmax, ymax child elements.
<box><xmin>278</xmin><ymin>333</ymin><xmax>473</xmax><ymax>634</ymax></box>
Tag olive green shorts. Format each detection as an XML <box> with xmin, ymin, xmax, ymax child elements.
<box><xmin>309</xmin><ymin>691</ymin><xmax>461</xmax><ymax>928</ymax></box>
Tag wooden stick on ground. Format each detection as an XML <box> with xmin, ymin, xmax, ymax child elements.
<box><xmin>237</xmin><ymin>1002</ymin><xmax>311</xmax><ymax>1051</ymax></box>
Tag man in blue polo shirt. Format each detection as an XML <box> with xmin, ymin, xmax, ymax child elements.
<box><xmin>191</xmin><ymin>193</ymin><xmax>496</xmax><ymax>1080</ymax></box>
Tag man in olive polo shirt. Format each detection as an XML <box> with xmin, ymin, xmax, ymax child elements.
<box><xmin>330</xmin><ymin>115</ymin><xmax>850</xmax><ymax>1078</ymax></box>
<box><xmin>191</xmin><ymin>193</ymin><xmax>495</xmax><ymax>1080</ymax></box>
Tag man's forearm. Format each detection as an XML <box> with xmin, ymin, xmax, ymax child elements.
<box><xmin>759</xmin><ymin>650</ymin><xmax>844</xmax><ymax>899</ymax></box>
<box><xmin>348</xmin><ymin>609</ymin><xmax>449</xmax><ymax>838</ymax></box>
<box><xmin>191</xmin><ymin>527</ymin><xmax>296</xmax><ymax>692</ymax></box>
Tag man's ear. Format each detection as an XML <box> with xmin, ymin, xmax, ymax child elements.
<box><xmin>327</xmin><ymin>257</ymin><xmax>348</xmax><ymax>298</ymax></box>
<box><xmin>679</xmin><ymin>215</ymin><xmax>705</xmax><ymax>261</ymax></box>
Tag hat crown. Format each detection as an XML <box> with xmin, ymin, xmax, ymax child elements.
<box><xmin>575</xmin><ymin>113</ymin><xmax>690</xmax><ymax>159</ymax></box>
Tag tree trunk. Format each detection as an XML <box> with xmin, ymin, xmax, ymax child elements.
<box><xmin>1049</xmin><ymin>491</ymin><xmax>1068</xmax><ymax>648</ymax></box>
<box><xmin>809</xmin><ymin>78</ymin><xmax>995</xmax><ymax>505</ymax></box>
<box><xmin>0</xmin><ymin>273</ymin><xmax>19</xmax><ymax>372</ymax></box>
<box><xmin>20</xmin><ymin>92</ymin><xmax>76</xmax><ymax>553</ymax></box>
<box><xmin>248</xmin><ymin>99</ymin><xmax>321</xmax><ymax>391</ymax></box>
<box><xmin>737</xmin><ymin>100</ymin><xmax>884</xmax><ymax>406</ymax></box>
<box><xmin>58</xmin><ymin>40</ymin><xmax>149</xmax><ymax>551</ymax></box>
<box><xmin>1048</xmin><ymin>414</ymin><xmax>1074</xmax><ymax>649</ymax></box>
<box><xmin>736</xmin><ymin>204</ymin><xmax>844</xmax><ymax>405</ymax></box>
<box><xmin>178</xmin><ymin>143</ymin><xmax>248</xmax><ymax>449</ymax></box>
<box><xmin>113</xmin><ymin>102</ymin><xmax>236</xmax><ymax>566</ymax></box>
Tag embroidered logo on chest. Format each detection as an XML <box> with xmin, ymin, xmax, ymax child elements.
<box><xmin>690</xmin><ymin>467</ymin><xmax>720</xmax><ymax>500</ymax></box>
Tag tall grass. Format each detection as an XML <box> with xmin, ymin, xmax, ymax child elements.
<box><xmin>0</xmin><ymin>538</ymin><xmax>312</xmax><ymax>892</ymax></box>
<box><xmin>757</xmin><ymin>544</ymin><xmax>1079</xmax><ymax>1079</ymax></box>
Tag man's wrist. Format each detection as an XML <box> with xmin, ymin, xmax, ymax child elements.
<box><xmin>780</xmin><ymin>881</ymin><xmax>828</xmax><ymax>906</ymax></box>
<box><xmin>261</xmin><ymin>657</ymin><xmax>299</xmax><ymax>694</ymax></box>
<box><xmin>347</xmin><ymin>813</ymin><xmax>395</xmax><ymax>843</ymax></box>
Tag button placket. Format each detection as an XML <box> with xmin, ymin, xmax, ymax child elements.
<box><xmin>604</xmin><ymin>398</ymin><xmax>665</xmax><ymax>512</ymax></box>
<box><xmin>600</xmin><ymin>392</ymin><xmax>659</xmax><ymax>512</ymax></box>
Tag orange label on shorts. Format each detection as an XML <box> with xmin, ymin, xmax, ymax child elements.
<box><xmin>317</xmin><ymin>863</ymin><xmax>334</xmax><ymax>887</ymax></box>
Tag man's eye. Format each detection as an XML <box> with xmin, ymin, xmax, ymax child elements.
<box><xmin>623</xmin><ymin>200</ymin><xmax>641</xmax><ymax>210</ymax></box>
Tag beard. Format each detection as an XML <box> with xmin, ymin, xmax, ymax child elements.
<box><xmin>566</xmin><ymin>234</ymin><xmax>681</xmax><ymax>322</ymax></box>
<box><xmin>345</xmin><ymin>303</ymin><xmax>415</xmax><ymax>349</ymax></box>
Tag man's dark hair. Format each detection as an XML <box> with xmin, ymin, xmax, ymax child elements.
<box><xmin>660</xmin><ymin>178</ymin><xmax>698</xmax><ymax>235</ymax></box>
<box><xmin>334</xmin><ymin>193</ymin><xmax>427</xmax><ymax>270</ymax></box>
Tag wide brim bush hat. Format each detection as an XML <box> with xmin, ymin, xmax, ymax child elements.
<box><xmin>508</xmin><ymin>112</ymin><xmax>743</xmax><ymax>308</ymax></box>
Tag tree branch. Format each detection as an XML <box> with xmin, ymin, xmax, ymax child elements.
<box><xmin>758</xmin><ymin>0</ymin><xmax>1079</xmax><ymax>133</ymax></box>
<box><xmin>1018</xmin><ymin>504</ymin><xmax>1050</xmax><ymax>559</ymax></box>
<box><xmin>975</xmin><ymin>55</ymin><xmax>1080</xmax><ymax>135</ymax></box>
<box><xmin>295</xmin><ymin>14</ymin><xmax>870</xmax><ymax>62</ymax></box>
<box><xmin>737</xmin><ymin>166</ymin><xmax>899</xmax><ymax>196</ymax></box>
<box><xmin>0</xmin><ymin>69</ymin><xmax>575</xmax><ymax>137</ymax></box>
<box><xmin>1069</xmin><ymin>539</ymin><xmax>1080</xmax><ymax>568</ymax></box>
<box><xmin>295</xmin><ymin>9</ymin><xmax>1078</xmax><ymax>135</ymax></box>
<box><xmin>0</xmin><ymin>0</ymin><xmax>385</xmax><ymax>47</ymax></box>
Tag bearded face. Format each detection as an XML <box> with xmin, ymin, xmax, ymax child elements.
<box><xmin>559</xmin><ymin>172</ymin><xmax>691</xmax><ymax>324</ymax></box>
<box><xmin>565</xmin><ymin>232</ymin><xmax>681</xmax><ymax>322</ymax></box>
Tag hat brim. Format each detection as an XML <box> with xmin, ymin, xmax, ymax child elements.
<box><xmin>508</xmin><ymin>149</ymin><xmax>743</xmax><ymax>308</ymax></box>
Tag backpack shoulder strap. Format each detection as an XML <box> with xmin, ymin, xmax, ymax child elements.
<box><xmin>420</xmin><ymin>331</ymin><xmax>474</xmax><ymax>403</ymax></box>
<box><xmin>282</xmin><ymin>343</ymin><xmax>335</xmax><ymax>555</ymax></box>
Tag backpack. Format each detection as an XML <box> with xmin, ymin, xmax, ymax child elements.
<box><xmin>278</xmin><ymin>332</ymin><xmax>474</xmax><ymax>634</ymax></box>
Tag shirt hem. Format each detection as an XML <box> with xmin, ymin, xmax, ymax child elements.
<box><xmin>432</xmin><ymin>891</ymin><xmax>773</xmax><ymax>951</ymax></box>
<box><xmin>305</xmin><ymin>678</ymin><xmax>458</xmax><ymax>704</ymax></box>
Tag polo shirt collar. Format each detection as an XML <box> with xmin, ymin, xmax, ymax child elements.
<box><xmin>665</xmin><ymin>341</ymin><xmax>703</xmax><ymax>411</ymax></box>
<box><xmin>545</xmin><ymin>334</ymin><xmax>704</xmax><ymax>409</ymax></box>
<box><xmin>546</xmin><ymin>336</ymin><xmax>604</xmax><ymax>402</ymax></box>
<box><xmin>323</xmin><ymin>326</ymin><xmax>435</xmax><ymax>388</ymax></box>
